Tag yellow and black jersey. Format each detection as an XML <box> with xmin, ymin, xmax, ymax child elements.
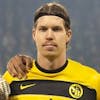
<box><xmin>3</xmin><ymin>59</ymin><xmax>100</xmax><ymax>100</ymax></box>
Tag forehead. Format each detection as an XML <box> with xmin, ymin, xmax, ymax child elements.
<box><xmin>36</xmin><ymin>15</ymin><xmax>65</xmax><ymax>27</ymax></box>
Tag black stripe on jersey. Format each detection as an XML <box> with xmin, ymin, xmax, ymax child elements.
<box><xmin>10</xmin><ymin>80</ymin><xmax>96</xmax><ymax>100</ymax></box>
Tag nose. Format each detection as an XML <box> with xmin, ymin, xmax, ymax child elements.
<box><xmin>45</xmin><ymin>29</ymin><xmax>54</xmax><ymax>40</ymax></box>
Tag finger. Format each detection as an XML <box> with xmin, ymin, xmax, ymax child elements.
<box><xmin>15</xmin><ymin>55</ymin><xmax>27</xmax><ymax>72</ymax></box>
<box><xmin>7</xmin><ymin>60</ymin><xmax>18</xmax><ymax>77</ymax></box>
<box><xmin>21</xmin><ymin>55</ymin><xmax>33</xmax><ymax>70</ymax></box>
<box><xmin>7</xmin><ymin>55</ymin><xmax>26</xmax><ymax>79</ymax></box>
<box><xmin>13</xmin><ymin>55</ymin><xmax>27</xmax><ymax>78</ymax></box>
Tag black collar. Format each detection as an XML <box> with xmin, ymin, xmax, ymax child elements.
<box><xmin>35</xmin><ymin>60</ymin><xmax>68</xmax><ymax>73</ymax></box>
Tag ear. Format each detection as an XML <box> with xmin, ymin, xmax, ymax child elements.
<box><xmin>32</xmin><ymin>28</ymin><xmax>36</xmax><ymax>41</ymax></box>
<box><xmin>66</xmin><ymin>29</ymin><xmax>72</xmax><ymax>44</ymax></box>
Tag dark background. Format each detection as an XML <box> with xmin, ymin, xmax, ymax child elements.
<box><xmin>0</xmin><ymin>0</ymin><xmax>100</xmax><ymax>74</ymax></box>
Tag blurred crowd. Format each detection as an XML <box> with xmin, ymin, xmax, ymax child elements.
<box><xmin>0</xmin><ymin>0</ymin><xmax>100</xmax><ymax>74</ymax></box>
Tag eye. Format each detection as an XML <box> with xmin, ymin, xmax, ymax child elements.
<box><xmin>39</xmin><ymin>26</ymin><xmax>47</xmax><ymax>32</ymax></box>
<box><xmin>52</xmin><ymin>26</ymin><xmax>62</xmax><ymax>32</ymax></box>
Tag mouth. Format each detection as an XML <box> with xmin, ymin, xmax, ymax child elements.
<box><xmin>42</xmin><ymin>43</ymin><xmax>57</xmax><ymax>47</ymax></box>
<box><xmin>42</xmin><ymin>43</ymin><xmax>57</xmax><ymax>50</ymax></box>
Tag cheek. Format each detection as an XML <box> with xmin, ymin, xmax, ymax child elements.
<box><xmin>35</xmin><ymin>36</ymin><xmax>43</xmax><ymax>46</ymax></box>
<box><xmin>35</xmin><ymin>38</ymin><xmax>40</xmax><ymax>46</ymax></box>
<box><xmin>58</xmin><ymin>35</ymin><xmax>67</xmax><ymax>45</ymax></box>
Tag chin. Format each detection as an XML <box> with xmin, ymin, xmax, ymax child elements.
<box><xmin>43</xmin><ymin>52</ymin><xmax>58</xmax><ymax>58</ymax></box>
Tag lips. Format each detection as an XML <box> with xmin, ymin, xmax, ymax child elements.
<box><xmin>42</xmin><ymin>43</ymin><xmax>57</xmax><ymax>47</ymax></box>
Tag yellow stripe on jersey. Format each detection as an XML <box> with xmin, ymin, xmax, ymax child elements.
<box><xmin>9</xmin><ymin>94</ymin><xmax>76</xmax><ymax>100</ymax></box>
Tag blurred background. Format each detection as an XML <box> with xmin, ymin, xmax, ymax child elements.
<box><xmin>0</xmin><ymin>0</ymin><xmax>100</xmax><ymax>74</ymax></box>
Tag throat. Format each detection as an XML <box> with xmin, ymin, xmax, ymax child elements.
<box><xmin>38</xmin><ymin>58</ymin><xmax>65</xmax><ymax>70</ymax></box>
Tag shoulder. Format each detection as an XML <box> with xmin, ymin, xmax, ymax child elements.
<box><xmin>68</xmin><ymin>59</ymin><xmax>100</xmax><ymax>97</ymax></box>
<box><xmin>3</xmin><ymin>71</ymin><xmax>18</xmax><ymax>84</ymax></box>
<box><xmin>68</xmin><ymin>58</ymin><xmax>98</xmax><ymax>74</ymax></box>
<box><xmin>68</xmin><ymin>59</ymin><xmax>100</xmax><ymax>84</ymax></box>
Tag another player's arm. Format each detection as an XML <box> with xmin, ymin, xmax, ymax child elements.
<box><xmin>7</xmin><ymin>55</ymin><xmax>33</xmax><ymax>79</ymax></box>
<box><xmin>0</xmin><ymin>76</ymin><xmax>10</xmax><ymax>100</ymax></box>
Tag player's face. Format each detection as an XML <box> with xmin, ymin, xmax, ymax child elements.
<box><xmin>32</xmin><ymin>16</ymin><xmax>72</xmax><ymax>58</ymax></box>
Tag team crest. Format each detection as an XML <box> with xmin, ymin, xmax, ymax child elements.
<box><xmin>69</xmin><ymin>84</ymin><xmax>83</xmax><ymax>99</ymax></box>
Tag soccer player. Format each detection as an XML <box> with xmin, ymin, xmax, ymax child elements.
<box><xmin>3</xmin><ymin>2</ymin><xmax>100</xmax><ymax>100</ymax></box>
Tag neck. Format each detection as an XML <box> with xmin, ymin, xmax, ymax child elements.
<box><xmin>37</xmin><ymin>53</ymin><xmax>67</xmax><ymax>70</ymax></box>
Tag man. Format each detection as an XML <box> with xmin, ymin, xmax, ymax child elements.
<box><xmin>3</xmin><ymin>2</ymin><xmax>100</xmax><ymax>100</ymax></box>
